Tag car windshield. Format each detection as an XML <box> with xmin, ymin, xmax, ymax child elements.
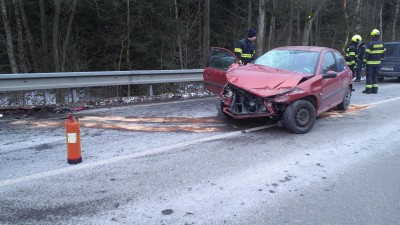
<box><xmin>254</xmin><ymin>49</ymin><xmax>320</xmax><ymax>74</ymax></box>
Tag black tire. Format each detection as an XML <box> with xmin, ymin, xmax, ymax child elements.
<box><xmin>378</xmin><ymin>76</ymin><xmax>384</xmax><ymax>82</ymax></box>
<box><xmin>282</xmin><ymin>100</ymin><xmax>316</xmax><ymax>134</ymax></box>
<box><xmin>337</xmin><ymin>86</ymin><xmax>352</xmax><ymax>110</ymax></box>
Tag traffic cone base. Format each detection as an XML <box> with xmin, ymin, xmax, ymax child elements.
<box><xmin>68</xmin><ymin>157</ymin><xmax>82</xmax><ymax>164</ymax></box>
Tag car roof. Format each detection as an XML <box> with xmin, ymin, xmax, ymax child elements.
<box><xmin>272</xmin><ymin>46</ymin><xmax>337</xmax><ymax>53</ymax></box>
<box><xmin>385</xmin><ymin>42</ymin><xmax>400</xmax><ymax>45</ymax></box>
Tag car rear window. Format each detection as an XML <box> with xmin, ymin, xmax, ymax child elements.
<box><xmin>254</xmin><ymin>49</ymin><xmax>319</xmax><ymax>74</ymax></box>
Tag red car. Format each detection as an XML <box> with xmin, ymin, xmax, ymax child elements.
<box><xmin>203</xmin><ymin>46</ymin><xmax>353</xmax><ymax>134</ymax></box>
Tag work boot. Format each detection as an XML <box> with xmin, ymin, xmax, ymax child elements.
<box><xmin>371</xmin><ymin>87</ymin><xmax>378</xmax><ymax>94</ymax></box>
<box><xmin>362</xmin><ymin>87</ymin><xmax>372</xmax><ymax>94</ymax></box>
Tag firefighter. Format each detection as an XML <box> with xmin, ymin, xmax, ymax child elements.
<box><xmin>355</xmin><ymin>39</ymin><xmax>366</xmax><ymax>82</ymax></box>
<box><xmin>362</xmin><ymin>29</ymin><xmax>386</xmax><ymax>94</ymax></box>
<box><xmin>234</xmin><ymin>28</ymin><xmax>257</xmax><ymax>65</ymax></box>
<box><xmin>345</xmin><ymin>34</ymin><xmax>362</xmax><ymax>79</ymax></box>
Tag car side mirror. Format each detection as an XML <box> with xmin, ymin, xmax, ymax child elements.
<box><xmin>323</xmin><ymin>70</ymin><xmax>337</xmax><ymax>79</ymax></box>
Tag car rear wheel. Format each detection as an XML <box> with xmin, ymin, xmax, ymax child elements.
<box><xmin>282</xmin><ymin>100</ymin><xmax>316</xmax><ymax>134</ymax></box>
<box><xmin>378</xmin><ymin>76</ymin><xmax>384</xmax><ymax>82</ymax></box>
<box><xmin>337</xmin><ymin>86</ymin><xmax>352</xmax><ymax>110</ymax></box>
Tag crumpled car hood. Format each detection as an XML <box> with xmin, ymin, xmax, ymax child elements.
<box><xmin>226</xmin><ymin>64</ymin><xmax>311</xmax><ymax>96</ymax></box>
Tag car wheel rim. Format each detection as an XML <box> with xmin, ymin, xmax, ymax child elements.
<box><xmin>344</xmin><ymin>89</ymin><xmax>351</xmax><ymax>107</ymax></box>
<box><xmin>295</xmin><ymin>107</ymin><xmax>310</xmax><ymax>127</ymax></box>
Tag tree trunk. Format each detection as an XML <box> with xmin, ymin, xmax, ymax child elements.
<box><xmin>301</xmin><ymin>1</ymin><xmax>325</xmax><ymax>46</ymax></box>
<box><xmin>256</xmin><ymin>0</ymin><xmax>266</xmax><ymax>57</ymax></box>
<box><xmin>53</xmin><ymin>0</ymin><xmax>61</xmax><ymax>72</ymax></box>
<box><xmin>61</xmin><ymin>0</ymin><xmax>78</xmax><ymax>72</ymax></box>
<box><xmin>379</xmin><ymin>2</ymin><xmax>383</xmax><ymax>38</ymax></box>
<box><xmin>354</xmin><ymin>0</ymin><xmax>362</xmax><ymax>34</ymax></box>
<box><xmin>39</xmin><ymin>0</ymin><xmax>48</xmax><ymax>72</ymax></box>
<box><xmin>287</xmin><ymin>1</ymin><xmax>293</xmax><ymax>45</ymax></box>
<box><xmin>13</xmin><ymin>0</ymin><xmax>27</xmax><ymax>73</ymax></box>
<box><xmin>174</xmin><ymin>0</ymin><xmax>183</xmax><ymax>69</ymax></box>
<box><xmin>0</xmin><ymin>0</ymin><xmax>18</xmax><ymax>73</ymax></box>
<box><xmin>267</xmin><ymin>0</ymin><xmax>277</xmax><ymax>50</ymax></box>
<box><xmin>342</xmin><ymin>0</ymin><xmax>349</xmax><ymax>53</ymax></box>
<box><xmin>16</xmin><ymin>0</ymin><xmax>39</xmax><ymax>71</ymax></box>
<box><xmin>126</xmin><ymin>0</ymin><xmax>131</xmax><ymax>69</ymax></box>
<box><xmin>296</xmin><ymin>5</ymin><xmax>301</xmax><ymax>45</ymax></box>
<box><xmin>247</xmin><ymin>0</ymin><xmax>252</xmax><ymax>28</ymax></box>
<box><xmin>392</xmin><ymin>0</ymin><xmax>400</xmax><ymax>41</ymax></box>
<box><xmin>202</xmin><ymin>0</ymin><xmax>210</xmax><ymax>66</ymax></box>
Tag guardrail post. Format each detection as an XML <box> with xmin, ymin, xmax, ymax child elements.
<box><xmin>70</xmin><ymin>88</ymin><xmax>78</xmax><ymax>103</ymax></box>
<box><xmin>147</xmin><ymin>84</ymin><xmax>153</xmax><ymax>96</ymax></box>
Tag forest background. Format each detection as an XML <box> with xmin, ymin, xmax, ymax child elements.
<box><xmin>0</xmin><ymin>0</ymin><xmax>399</xmax><ymax>104</ymax></box>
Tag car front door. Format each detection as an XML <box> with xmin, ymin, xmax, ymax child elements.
<box><xmin>318</xmin><ymin>51</ymin><xmax>343</xmax><ymax>113</ymax></box>
<box><xmin>203</xmin><ymin>47</ymin><xmax>238</xmax><ymax>94</ymax></box>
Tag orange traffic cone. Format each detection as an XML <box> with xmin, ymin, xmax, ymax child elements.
<box><xmin>65</xmin><ymin>114</ymin><xmax>82</xmax><ymax>164</ymax></box>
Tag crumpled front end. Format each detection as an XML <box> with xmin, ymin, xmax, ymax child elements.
<box><xmin>220</xmin><ymin>83</ymin><xmax>306</xmax><ymax>119</ymax></box>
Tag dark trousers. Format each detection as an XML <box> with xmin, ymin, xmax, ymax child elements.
<box><xmin>355</xmin><ymin>59</ymin><xmax>363</xmax><ymax>79</ymax></box>
<box><xmin>365</xmin><ymin>66</ymin><xmax>379</xmax><ymax>84</ymax></box>
<box><xmin>365</xmin><ymin>66</ymin><xmax>379</xmax><ymax>93</ymax></box>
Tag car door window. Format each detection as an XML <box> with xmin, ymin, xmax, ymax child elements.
<box><xmin>206</xmin><ymin>48</ymin><xmax>236</xmax><ymax>71</ymax></box>
<box><xmin>321</xmin><ymin>52</ymin><xmax>338</xmax><ymax>74</ymax></box>
<box><xmin>333</xmin><ymin>52</ymin><xmax>346</xmax><ymax>72</ymax></box>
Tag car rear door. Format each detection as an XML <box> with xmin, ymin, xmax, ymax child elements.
<box><xmin>203</xmin><ymin>47</ymin><xmax>238</xmax><ymax>94</ymax></box>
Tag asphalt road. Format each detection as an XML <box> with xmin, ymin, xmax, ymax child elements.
<box><xmin>1</xmin><ymin>79</ymin><xmax>400</xmax><ymax>225</ymax></box>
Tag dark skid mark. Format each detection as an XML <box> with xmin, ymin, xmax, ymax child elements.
<box><xmin>34</xmin><ymin>143</ymin><xmax>52</xmax><ymax>151</ymax></box>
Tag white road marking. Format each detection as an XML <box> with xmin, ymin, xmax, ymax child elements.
<box><xmin>369</xmin><ymin>96</ymin><xmax>400</xmax><ymax>106</ymax></box>
<box><xmin>0</xmin><ymin>124</ymin><xmax>271</xmax><ymax>187</ymax></box>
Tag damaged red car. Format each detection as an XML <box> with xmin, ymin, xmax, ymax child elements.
<box><xmin>203</xmin><ymin>46</ymin><xmax>353</xmax><ymax>134</ymax></box>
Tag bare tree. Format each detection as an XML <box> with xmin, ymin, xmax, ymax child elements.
<box><xmin>16</xmin><ymin>0</ymin><xmax>39</xmax><ymax>71</ymax></box>
<box><xmin>354</xmin><ymin>0</ymin><xmax>362</xmax><ymax>34</ymax></box>
<box><xmin>267</xmin><ymin>0</ymin><xmax>277</xmax><ymax>50</ymax></box>
<box><xmin>247</xmin><ymin>0</ymin><xmax>252</xmax><ymax>28</ymax></box>
<box><xmin>13</xmin><ymin>0</ymin><xmax>27</xmax><ymax>73</ymax></box>
<box><xmin>287</xmin><ymin>0</ymin><xmax>293</xmax><ymax>45</ymax></box>
<box><xmin>39</xmin><ymin>0</ymin><xmax>48</xmax><ymax>72</ymax></box>
<box><xmin>61</xmin><ymin>0</ymin><xmax>78</xmax><ymax>71</ymax></box>
<box><xmin>173</xmin><ymin>0</ymin><xmax>183</xmax><ymax>69</ymax></box>
<box><xmin>379</xmin><ymin>1</ymin><xmax>383</xmax><ymax>38</ymax></box>
<box><xmin>301</xmin><ymin>0</ymin><xmax>326</xmax><ymax>46</ymax></box>
<box><xmin>256</xmin><ymin>0</ymin><xmax>267</xmax><ymax>56</ymax></box>
<box><xmin>53</xmin><ymin>0</ymin><xmax>61</xmax><ymax>71</ymax></box>
<box><xmin>0</xmin><ymin>0</ymin><xmax>18</xmax><ymax>73</ymax></box>
<box><xmin>392</xmin><ymin>0</ymin><xmax>400</xmax><ymax>41</ymax></box>
<box><xmin>342</xmin><ymin>0</ymin><xmax>349</xmax><ymax>52</ymax></box>
<box><xmin>202</xmin><ymin>0</ymin><xmax>210</xmax><ymax>66</ymax></box>
<box><xmin>126</xmin><ymin>0</ymin><xmax>131</xmax><ymax>69</ymax></box>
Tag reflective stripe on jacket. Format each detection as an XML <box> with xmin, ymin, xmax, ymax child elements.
<box><xmin>234</xmin><ymin>38</ymin><xmax>255</xmax><ymax>65</ymax></box>
<box><xmin>345</xmin><ymin>43</ymin><xmax>358</xmax><ymax>68</ymax></box>
<box><xmin>363</xmin><ymin>38</ymin><xmax>386</xmax><ymax>66</ymax></box>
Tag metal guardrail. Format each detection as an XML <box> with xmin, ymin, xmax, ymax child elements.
<box><xmin>0</xmin><ymin>69</ymin><xmax>204</xmax><ymax>92</ymax></box>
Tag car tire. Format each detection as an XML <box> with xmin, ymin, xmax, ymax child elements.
<box><xmin>337</xmin><ymin>86</ymin><xmax>352</xmax><ymax>110</ymax></box>
<box><xmin>282</xmin><ymin>100</ymin><xmax>316</xmax><ymax>134</ymax></box>
<box><xmin>378</xmin><ymin>76</ymin><xmax>384</xmax><ymax>82</ymax></box>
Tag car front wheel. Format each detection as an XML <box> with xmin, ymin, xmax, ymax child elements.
<box><xmin>337</xmin><ymin>86</ymin><xmax>352</xmax><ymax>110</ymax></box>
<box><xmin>282</xmin><ymin>100</ymin><xmax>316</xmax><ymax>134</ymax></box>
